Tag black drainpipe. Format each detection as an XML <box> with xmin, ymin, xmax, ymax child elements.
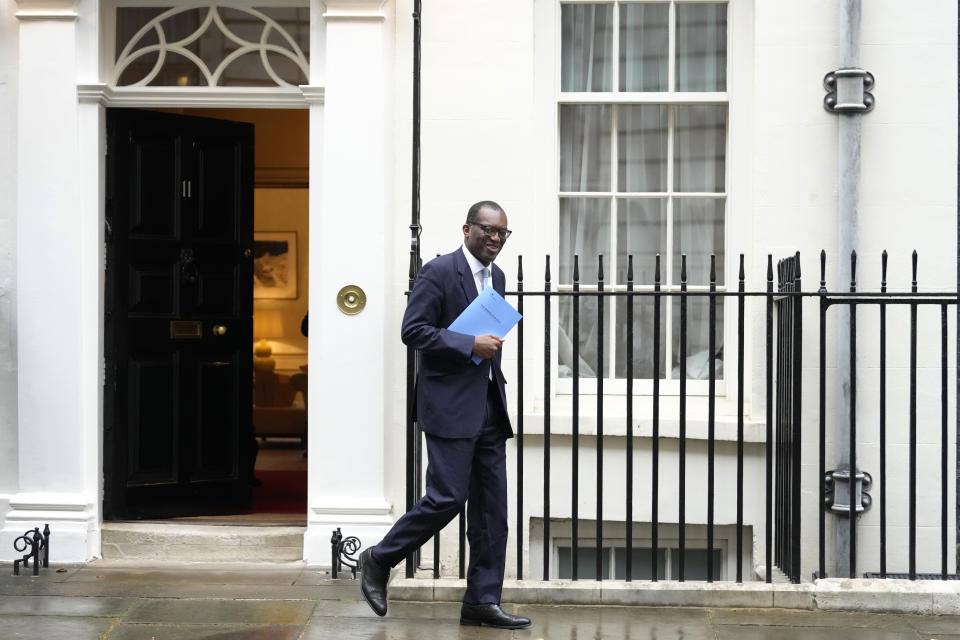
<box><xmin>410</xmin><ymin>0</ymin><xmax>422</xmax><ymax>275</ymax></box>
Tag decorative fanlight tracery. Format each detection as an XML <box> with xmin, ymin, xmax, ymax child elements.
<box><xmin>112</xmin><ymin>5</ymin><xmax>310</xmax><ymax>88</ymax></box>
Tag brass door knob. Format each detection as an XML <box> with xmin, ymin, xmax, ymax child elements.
<box><xmin>212</xmin><ymin>324</ymin><xmax>228</xmax><ymax>336</ymax></box>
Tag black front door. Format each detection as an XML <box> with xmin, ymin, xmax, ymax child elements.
<box><xmin>104</xmin><ymin>109</ymin><xmax>254</xmax><ymax>519</ymax></box>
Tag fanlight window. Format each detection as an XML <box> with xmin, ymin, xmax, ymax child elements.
<box><xmin>113</xmin><ymin>5</ymin><xmax>310</xmax><ymax>87</ymax></box>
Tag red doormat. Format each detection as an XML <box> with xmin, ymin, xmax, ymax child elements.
<box><xmin>251</xmin><ymin>470</ymin><xmax>307</xmax><ymax>514</ymax></box>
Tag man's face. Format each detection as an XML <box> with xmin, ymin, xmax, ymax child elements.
<box><xmin>463</xmin><ymin>206</ymin><xmax>509</xmax><ymax>265</ymax></box>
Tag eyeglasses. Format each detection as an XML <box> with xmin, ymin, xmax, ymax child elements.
<box><xmin>470</xmin><ymin>223</ymin><xmax>512</xmax><ymax>240</ymax></box>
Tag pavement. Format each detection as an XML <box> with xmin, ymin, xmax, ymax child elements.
<box><xmin>1</xmin><ymin>561</ymin><xmax>959</xmax><ymax>639</ymax></box>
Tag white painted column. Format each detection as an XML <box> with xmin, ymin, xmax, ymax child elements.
<box><xmin>303</xmin><ymin>0</ymin><xmax>394</xmax><ymax>564</ymax></box>
<box><xmin>0</xmin><ymin>0</ymin><xmax>98</xmax><ymax>561</ymax></box>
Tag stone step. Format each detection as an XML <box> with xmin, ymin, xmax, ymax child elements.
<box><xmin>101</xmin><ymin>523</ymin><xmax>305</xmax><ymax>562</ymax></box>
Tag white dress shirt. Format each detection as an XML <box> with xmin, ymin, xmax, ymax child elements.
<box><xmin>461</xmin><ymin>245</ymin><xmax>493</xmax><ymax>379</ymax></box>
<box><xmin>461</xmin><ymin>245</ymin><xmax>490</xmax><ymax>295</ymax></box>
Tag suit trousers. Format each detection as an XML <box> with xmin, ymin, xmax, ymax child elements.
<box><xmin>371</xmin><ymin>382</ymin><xmax>509</xmax><ymax>605</ymax></box>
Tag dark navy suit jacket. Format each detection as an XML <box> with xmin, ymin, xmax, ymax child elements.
<box><xmin>402</xmin><ymin>248</ymin><xmax>513</xmax><ymax>439</ymax></box>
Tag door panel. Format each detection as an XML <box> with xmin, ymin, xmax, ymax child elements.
<box><xmin>127</xmin><ymin>357</ymin><xmax>178</xmax><ymax>485</ymax></box>
<box><xmin>195</xmin><ymin>140</ymin><xmax>240</xmax><ymax>238</ymax></box>
<box><xmin>105</xmin><ymin>108</ymin><xmax>254</xmax><ymax>520</ymax></box>
<box><xmin>131</xmin><ymin>137</ymin><xmax>179</xmax><ymax>237</ymax></box>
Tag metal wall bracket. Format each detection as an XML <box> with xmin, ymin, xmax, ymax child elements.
<box><xmin>823</xmin><ymin>68</ymin><xmax>875</xmax><ymax>113</ymax></box>
<box><xmin>824</xmin><ymin>467</ymin><xmax>872</xmax><ymax>515</ymax></box>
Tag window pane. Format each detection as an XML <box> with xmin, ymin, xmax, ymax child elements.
<box><xmin>560</xmin><ymin>296</ymin><xmax>611</xmax><ymax>379</ymax></box>
<box><xmin>116</xmin><ymin>7</ymin><xmax>310</xmax><ymax>87</ymax></box>
<box><xmin>671</xmin><ymin>296</ymin><xmax>724</xmax><ymax>380</ymax></box>
<box><xmin>618</xmin><ymin>105</ymin><xmax>668</xmax><ymax>192</ymax></box>
<box><xmin>676</xmin><ymin>3</ymin><xmax>727</xmax><ymax>91</ymax></box>
<box><xmin>561</xmin><ymin>4</ymin><xmax>614</xmax><ymax>91</ymax></box>
<box><xmin>619</xmin><ymin>3</ymin><xmax>668</xmax><ymax>91</ymax></box>
<box><xmin>672</xmin><ymin>199</ymin><xmax>724</xmax><ymax>286</ymax></box>
<box><xmin>558</xmin><ymin>546</ymin><xmax>613</xmax><ymax>579</ymax></box>
<box><xmin>559</xmin><ymin>198</ymin><xmax>611</xmax><ymax>379</ymax></box>
<box><xmin>560</xmin><ymin>105</ymin><xmax>612</xmax><ymax>192</ymax></box>
<box><xmin>616</xmin><ymin>295</ymin><xmax>666</xmax><ymax>379</ymax></box>
<box><xmin>617</xmin><ymin>198</ymin><xmax>667</xmax><ymax>284</ymax></box>
<box><xmin>616</xmin><ymin>198</ymin><xmax>667</xmax><ymax>379</ymax></box>
<box><xmin>669</xmin><ymin>548</ymin><xmax>724</xmax><ymax>580</ymax></box>
<box><xmin>674</xmin><ymin>105</ymin><xmax>727</xmax><ymax>192</ymax></box>
<box><xmin>614</xmin><ymin>547</ymin><xmax>668</xmax><ymax>580</ymax></box>
<box><xmin>560</xmin><ymin>198</ymin><xmax>611</xmax><ymax>284</ymax></box>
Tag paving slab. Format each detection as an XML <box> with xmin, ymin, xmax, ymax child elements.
<box><xmin>521</xmin><ymin>604</ymin><xmax>717</xmax><ymax>640</ymax></box>
<box><xmin>903</xmin><ymin>614</ymin><xmax>960</xmax><ymax>634</ymax></box>
<box><xmin>0</xmin><ymin>594</ymin><xmax>134</xmax><ymax>617</ymax></box>
<box><xmin>105</xmin><ymin>623</ymin><xmax>303</xmax><ymax>639</ymax></box>
<box><xmin>708</xmin><ymin>607</ymin><xmax>917</xmax><ymax>631</ymax></box>
<box><xmin>714</xmin><ymin>624</ymin><xmax>921</xmax><ymax>640</ymax></box>
<box><xmin>0</xmin><ymin>614</ymin><xmax>116</xmax><ymax>640</ymax></box>
<box><xmin>123</xmin><ymin>598</ymin><xmax>315</xmax><ymax>625</ymax></box>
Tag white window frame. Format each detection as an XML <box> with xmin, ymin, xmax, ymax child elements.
<box><xmin>554</xmin><ymin>536</ymin><xmax>729</xmax><ymax>581</ymax></box>
<box><xmin>555</xmin><ymin>0</ymin><xmax>733</xmax><ymax>398</ymax></box>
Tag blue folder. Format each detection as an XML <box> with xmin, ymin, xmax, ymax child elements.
<box><xmin>448</xmin><ymin>287</ymin><xmax>523</xmax><ymax>364</ymax></box>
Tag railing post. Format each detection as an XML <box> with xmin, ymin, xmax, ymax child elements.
<box><xmin>572</xmin><ymin>254</ymin><xmax>580</xmax><ymax>581</ymax></box>
<box><xmin>679</xmin><ymin>254</ymin><xmax>687</xmax><ymax>581</ymax></box>
<box><xmin>596</xmin><ymin>254</ymin><xmax>604</xmax><ymax>582</ymax></box>
<box><xmin>791</xmin><ymin>252</ymin><xmax>803</xmax><ymax>583</ymax></box>
<box><xmin>543</xmin><ymin>255</ymin><xmax>552</xmax><ymax>581</ymax></box>
<box><xmin>516</xmin><ymin>255</ymin><xmax>524</xmax><ymax>581</ymax></box>
<box><xmin>765</xmin><ymin>255</ymin><xmax>773</xmax><ymax>584</ymax></box>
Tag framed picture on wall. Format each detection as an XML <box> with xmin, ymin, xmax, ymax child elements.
<box><xmin>253</xmin><ymin>231</ymin><xmax>298</xmax><ymax>299</ymax></box>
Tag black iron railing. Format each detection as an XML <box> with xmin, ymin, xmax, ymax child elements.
<box><xmin>403</xmin><ymin>251</ymin><xmax>958</xmax><ymax>583</ymax></box>
<box><xmin>775</xmin><ymin>254</ymin><xmax>802</xmax><ymax>582</ymax></box>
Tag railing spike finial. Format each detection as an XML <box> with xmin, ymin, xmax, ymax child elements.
<box><xmin>794</xmin><ymin>251</ymin><xmax>801</xmax><ymax>278</ymax></box>
<box><xmin>598</xmin><ymin>254</ymin><xmax>604</xmax><ymax>282</ymax></box>
<box><xmin>819</xmin><ymin>250</ymin><xmax>827</xmax><ymax>292</ymax></box>
<box><xmin>767</xmin><ymin>254</ymin><xmax>773</xmax><ymax>283</ymax></box>
<box><xmin>627</xmin><ymin>254</ymin><xmax>634</xmax><ymax>283</ymax></box>
<box><xmin>655</xmin><ymin>253</ymin><xmax>661</xmax><ymax>285</ymax></box>
<box><xmin>912</xmin><ymin>250</ymin><xmax>918</xmax><ymax>291</ymax></box>
<box><xmin>738</xmin><ymin>254</ymin><xmax>745</xmax><ymax>283</ymax></box>
<box><xmin>881</xmin><ymin>250</ymin><xmax>888</xmax><ymax>289</ymax></box>
<box><xmin>850</xmin><ymin>250</ymin><xmax>857</xmax><ymax>289</ymax></box>
<box><xmin>573</xmin><ymin>254</ymin><xmax>580</xmax><ymax>283</ymax></box>
<box><xmin>517</xmin><ymin>254</ymin><xmax>523</xmax><ymax>283</ymax></box>
<box><xmin>681</xmin><ymin>254</ymin><xmax>687</xmax><ymax>283</ymax></box>
<box><xmin>710</xmin><ymin>253</ymin><xmax>716</xmax><ymax>284</ymax></box>
<box><xmin>545</xmin><ymin>255</ymin><xmax>551</xmax><ymax>283</ymax></box>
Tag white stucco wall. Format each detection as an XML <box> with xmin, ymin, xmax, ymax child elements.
<box><xmin>384</xmin><ymin>0</ymin><xmax>957</xmax><ymax>581</ymax></box>
<box><xmin>0</xmin><ymin>0</ymin><xmax>21</xmax><ymax>523</ymax></box>
<box><xmin>0</xmin><ymin>0</ymin><xmax>954</xmax><ymax>578</ymax></box>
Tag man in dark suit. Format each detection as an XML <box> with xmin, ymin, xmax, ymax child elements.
<box><xmin>359</xmin><ymin>201</ymin><xmax>530</xmax><ymax>630</ymax></box>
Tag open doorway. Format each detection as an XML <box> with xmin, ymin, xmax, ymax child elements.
<box><xmin>103</xmin><ymin>107</ymin><xmax>308</xmax><ymax>524</ymax></box>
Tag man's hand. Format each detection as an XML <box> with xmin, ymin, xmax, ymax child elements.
<box><xmin>472</xmin><ymin>334</ymin><xmax>503</xmax><ymax>360</ymax></box>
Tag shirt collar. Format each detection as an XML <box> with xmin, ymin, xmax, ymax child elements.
<box><xmin>461</xmin><ymin>245</ymin><xmax>489</xmax><ymax>276</ymax></box>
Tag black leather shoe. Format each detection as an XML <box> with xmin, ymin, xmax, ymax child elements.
<box><xmin>460</xmin><ymin>603</ymin><xmax>531</xmax><ymax>629</ymax></box>
<box><xmin>359</xmin><ymin>548</ymin><xmax>389</xmax><ymax>617</ymax></box>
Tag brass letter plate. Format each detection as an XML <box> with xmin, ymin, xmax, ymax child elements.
<box><xmin>170</xmin><ymin>320</ymin><xmax>203</xmax><ymax>340</ymax></box>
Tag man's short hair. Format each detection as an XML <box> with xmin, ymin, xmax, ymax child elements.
<box><xmin>466</xmin><ymin>200</ymin><xmax>504</xmax><ymax>225</ymax></box>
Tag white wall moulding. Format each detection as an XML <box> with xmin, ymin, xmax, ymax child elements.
<box><xmin>15</xmin><ymin>0</ymin><xmax>78</xmax><ymax>21</ymax></box>
<box><xmin>1</xmin><ymin>493</ymin><xmax>97</xmax><ymax>562</ymax></box>
<box><xmin>299</xmin><ymin>84</ymin><xmax>325</xmax><ymax>104</ymax></box>
<box><xmin>110</xmin><ymin>4</ymin><xmax>310</xmax><ymax>88</ymax></box>
<box><xmin>77</xmin><ymin>84</ymin><xmax>311</xmax><ymax>108</ymax></box>
<box><xmin>321</xmin><ymin>0</ymin><xmax>386</xmax><ymax>21</ymax></box>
